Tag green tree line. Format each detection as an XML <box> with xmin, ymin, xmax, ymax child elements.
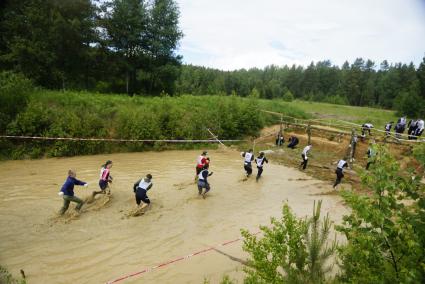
<box><xmin>0</xmin><ymin>0</ymin><xmax>182</xmax><ymax>95</ymax></box>
<box><xmin>176</xmin><ymin>58</ymin><xmax>425</xmax><ymax>117</ymax></box>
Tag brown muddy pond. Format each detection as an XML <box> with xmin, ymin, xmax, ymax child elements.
<box><xmin>0</xmin><ymin>149</ymin><xmax>347</xmax><ymax>283</ymax></box>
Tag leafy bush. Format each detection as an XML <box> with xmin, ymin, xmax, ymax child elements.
<box><xmin>0</xmin><ymin>71</ymin><xmax>34</xmax><ymax>133</ymax></box>
<box><xmin>241</xmin><ymin>201</ymin><xmax>336</xmax><ymax>284</ymax></box>
<box><xmin>336</xmin><ymin>145</ymin><xmax>425</xmax><ymax>283</ymax></box>
<box><xmin>282</xmin><ymin>90</ymin><xmax>294</xmax><ymax>102</ymax></box>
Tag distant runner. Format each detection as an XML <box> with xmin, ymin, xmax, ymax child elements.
<box><xmin>333</xmin><ymin>159</ymin><xmax>348</xmax><ymax>189</ymax></box>
<box><xmin>133</xmin><ymin>174</ymin><xmax>153</xmax><ymax>209</ymax></box>
<box><xmin>241</xmin><ymin>149</ymin><xmax>254</xmax><ymax>177</ymax></box>
<box><xmin>384</xmin><ymin>121</ymin><xmax>393</xmax><ymax>137</ymax></box>
<box><xmin>300</xmin><ymin>144</ymin><xmax>312</xmax><ymax>170</ymax></box>
<box><xmin>58</xmin><ymin>169</ymin><xmax>88</xmax><ymax>215</ymax></box>
<box><xmin>413</xmin><ymin>119</ymin><xmax>424</xmax><ymax>139</ymax></box>
<box><xmin>366</xmin><ymin>143</ymin><xmax>376</xmax><ymax>170</ymax></box>
<box><xmin>197</xmin><ymin>164</ymin><xmax>213</xmax><ymax>198</ymax></box>
<box><xmin>255</xmin><ymin>152</ymin><xmax>269</xmax><ymax>181</ymax></box>
<box><xmin>93</xmin><ymin>160</ymin><xmax>113</xmax><ymax>197</ymax></box>
<box><xmin>287</xmin><ymin>136</ymin><xmax>299</xmax><ymax>149</ymax></box>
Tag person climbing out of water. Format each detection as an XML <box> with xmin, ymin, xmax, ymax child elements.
<box><xmin>300</xmin><ymin>144</ymin><xmax>312</xmax><ymax>170</ymax></box>
<box><xmin>287</xmin><ymin>136</ymin><xmax>299</xmax><ymax>149</ymax></box>
<box><xmin>58</xmin><ymin>169</ymin><xmax>88</xmax><ymax>215</ymax></box>
<box><xmin>255</xmin><ymin>152</ymin><xmax>269</xmax><ymax>181</ymax></box>
<box><xmin>241</xmin><ymin>149</ymin><xmax>254</xmax><ymax>177</ymax></box>
<box><xmin>384</xmin><ymin>121</ymin><xmax>393</xmax><ymax>137</ymax></box>
<box><xmin>133</xmin><ymin>174</ymin><xmax>153</xmax><ymax>209</ymax></box>
<box><xmin>407</xmin><ymin>119</ymin><xmax>418</xmax><ymax>140</ymax></box>
<box><xmin>197</xmin><ymin>163</ymin><xmax>213</xmax><ymax>198</ymax></box>
<box><xmin>366</xmin><ymin>142</ymin><xmax>376</xmax><ymax>170</ymax></box>
<box><xmin>93</xmin><ymin>160</ymin><xmax>113</xmax><ymax>198</ymax></box>
<box><xmin>195</xmin><ymin>151</ymin><xmax>208</xmax><ymax>180</ymax></box>
<box><xmin>394</xmin><ymin>116</ymin><xmax>407</xmax><ymax>138</ymax></box>
<box><xmin>413</xmin><ymin>119</ymin><xmax>424</xmax><ymax>140</ymax></box>
<box><xmin>361</xmin><ymin>123</ymin><xmax>374</xmax><ymax>141</ymax></box>
<box><xmin>275</xmin><ymin>133</ymin><xmax>284</xmax><ymax>146</ymax></box>
<box><xmin>333</xmin><ymin>158</ymin><xmax>348</xmax><ymax>189</ymax></box>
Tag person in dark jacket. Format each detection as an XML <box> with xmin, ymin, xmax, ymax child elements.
<box><xmin>255</xmin><ymin>152</ymin><xmax>269</xmax><ymax>181</ymax></box>
<box><xmin>197</xmin><ymin>164</ymin><xmax>213</xmax><ymax>198</ymax></box>
<box><xmin>133</xmin><ymin>174</ymin><xmax>153</xmax><ymax>209</ymax></box>
<box><xmin>384</xmin><ymin>121</ymin><xmax>393</xmax><ymax>137</ymax></box>
<box><xmin>275</xmin><ymin>133</ymin><xmax>284</xmax><ymax>146</ymax></box>
<box><xmin>58</xmin><ymin>169</ymin><xmax>88</xmax><ymax>215</ymax></box>
<box><xmin>287</xmin><ymin>136</ymin><xmax>299</xmax><ymax>149</ymax></box>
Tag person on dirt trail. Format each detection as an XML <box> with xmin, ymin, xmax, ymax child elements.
<box><xmin>300</xmin><ymin>144</ymin><xmax>312</xmax><ymax>170</ymax></box>
<box><xmin>287</xmin><ymin>136</ymin><xmax>299</xmax><ymax>149</ymax></box>
<box><xmin>333</xmin><ymin>159</ymin><xmax>348</xmax><ymax>189</ymax></box>
<box><xmin>276</xmin><ymin>133</ymin><xmax>284</xmax><ymax>146</ymax></box>
<box><xmin>93</xmin><ymin>160</ymin><xmax>113</xmax><ymax>198</ymax></box>
<box><xmin>407</xmin><ymin>119</ymin><xmax>418</xmax><ymax>140</ymax></box>
<box><xmin>195</xmin><ymin>151</ymin><xmax>209</xmax><ymax>180</ymax></box>
<box><xmin>133</xmin><ymin>174</ymin><xmax>153</xmax><ymax>209</ymax></box>
<box><xmin>360</xmin><ymin>123</ymin><xmax>374</xmax><ymax>141</ymax></box>
<box><xmin>413</xmin><ymin>119</ymin><xmax>424</xmax><ymax>140</ymax></box>
<box><xmin>385</xmin><ymin>121</ymin><xmax>393</xmax><ymax>137</ymax></box>
<box><xmin>58</xmin><ymin>169</ymin><xmax>88</xmax><ymax>215</ymax></box>
<box><xmin>255</xmin><ymin>152</ymin><xmax>269</xmax><ymax>181</ymax></box>
<box><xmin>394</xmin><ymin>116</ymin><xmax>407</xmax><ymax>138</ymax></box>
<box><xmin>366</xmin><ymin>143</ymin><xmax>377</xmax><ymax>170</ymax></box>
<box><xmin>351</xmin><ymin>135</ymin><xmax>358</xmax><ymax>160</ymax></box>
<box><xmin>241</xmin><ymin>149</ymin><xmax>254</xmax><ymax>177</ymax></box>
<box><xmin>197</xmin><ymin>163</ymin><xmax>213</xmax><ymax>198</ymax></box>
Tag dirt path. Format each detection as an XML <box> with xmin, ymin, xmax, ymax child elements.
<box><xmin>0</xmin><ymin>150</ymin><xmax>348</xmax><ymax>284</ymax></box>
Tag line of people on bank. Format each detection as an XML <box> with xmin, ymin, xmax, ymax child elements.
<box><xmin>375</xmin><ymin>116</ymin><xmax>424</xmax><ymax>140</ymax></box>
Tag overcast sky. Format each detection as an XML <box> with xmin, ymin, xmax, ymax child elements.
<box><xmin>176</xmin><ymin>0</ymin><xmax>425</xmax><ymax>70</ymax></box>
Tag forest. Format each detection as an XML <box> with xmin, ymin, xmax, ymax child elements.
<box><xmin>1</xmin><ymin>0</ymin><xmax>425</xmax><ymax>117</ymax></box>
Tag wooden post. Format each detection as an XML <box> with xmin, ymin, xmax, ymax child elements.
<box><xmin>307</xmin><ymin>122</ymin><xmax>312</xmax><ymax>145</ymax></box>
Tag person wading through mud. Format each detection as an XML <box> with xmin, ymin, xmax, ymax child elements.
<box><xmin>255</xmin><ymin>152</ymin><xmax>268</xmax><ymax>181</ymax></box>
<box><xmin>197</xmin><ymin>163</ymin><xmax>213</xmax><ymax>198</ymax></box>
<box><xmin>287</xmin><ymin>136</ymin><xmax>299</xmax><ymax>149</ymax></box>
<box><xmin>93</xmin><ymin>160</ymin><xmax>113</xmax><ymax>198</ymax></box>
<box><xmin>300</xmin><ymin>144</ymin><xmax>312</xmax><ymax>170</ymax></box>
<box><xmin>333</xmin><ymin>158</ymin><xmax>348</xmax><ymax>189</ymax></box>
<box><xmin>133</xmin><ymin>174</ymin><xmax>153</xmax><ymax>209</ymax></box>
<box><xmin>241</xmin><ymin>149</ymin><xmax>254</xmax><ymax>177</ymax></box>
<box><xmin>58</xmin><ymin>169</ymin><xmax>88</xmax><ymax>215</ymax></box>
<box><xmin>366</xmin><ymin>142</ymin><xmax>376</xmax><ymax>170</ymax></box>
<box><xmin>195</xmin><ymin>151</ymin><xmax>208</xmax><ymax>181</ymax></box>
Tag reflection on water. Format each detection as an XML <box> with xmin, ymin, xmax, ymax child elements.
<box><xmin>0</xmin><ymin>150</ymin><xmax>347</xmax><ymax>284</ymax></box>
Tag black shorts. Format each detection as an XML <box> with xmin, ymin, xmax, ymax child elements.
<box><xmin>135</xmin><ymin>189</ymin><xmax>150</xmax><ymax>204</ymax></box>
<box><xmin>99</xmin><ymin>179</ymin><xmax>108</xmax><ymax>190</ymax></box>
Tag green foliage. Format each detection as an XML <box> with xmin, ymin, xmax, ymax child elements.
<box><xmin>2</xmin><ymin>90</ymin><xmax>307</xmax><ymax>159</ymax></box>
<box><xmin>0</xmin><ymin>72</ymin><xmax>34</xmax><ymax>133</ymax></box>
<box><xmin>321</xmin><ymin>95</ymin><xmax>348</xmax><ymax>105</ymax></box>
<box><xmin>413</xmin><ymin>144</ymin><xmax>425</xmax><ymax>168</ymax></box>
<box><xmin>241</xmin><ymin>201</ymin><xmax>336</xmax><ymax>284</ymax></box>
<box><xmin>0</xmin><ymin>266</ymin><xmax>26</xmax><ymax>284</ymax></box>
<box><xmin>394</xmin><ymin>91</ymin><xmax>425</xmax><ymax>117</ymax></box>
<box><xmin>336</xmin><ymin>145</ymin><xmax>425</xmax><ymax>283</ymax></box>
<box><xmin>282</xmin><ymin>90</ymin><xmax>294</xmax><ymax>102</ymax></box>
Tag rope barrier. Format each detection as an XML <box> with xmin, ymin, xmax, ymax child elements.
<box><xmin>0</xmin><ymin>135</ymin><xmax>244</xmax><ymax>143</ymax></box>
<box><xmin>106</xmin><ymin>231</ymin><xmax>261</xmax><ymax>284</ymax></box>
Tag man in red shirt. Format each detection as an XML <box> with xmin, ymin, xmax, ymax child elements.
<box><xmin>195</xmin><ymin>151</ymin><xmax>209</xmax><ymax>180</ymax></box>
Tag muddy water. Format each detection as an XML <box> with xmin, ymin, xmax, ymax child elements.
<box><xmin>0</xmin><ymin>149</ymin><xmax>348</xmax><ymax>284</ymax></box>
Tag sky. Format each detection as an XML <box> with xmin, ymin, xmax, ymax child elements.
<box><xmin>176</xmin><ymin>0</ymin><xmax>425</xmax><ymax>70</ymax></box>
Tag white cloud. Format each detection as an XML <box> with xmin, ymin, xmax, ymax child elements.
<box><xmin>176</xmin><ymin>0</ymin><xmax>425</xmax><ymax>70</ymax></box>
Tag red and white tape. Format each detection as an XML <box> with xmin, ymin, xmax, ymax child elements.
<box><xmin>106</xmin><ymin>231</ymin><xmax>260</xmax><ymax>284</ymax></box>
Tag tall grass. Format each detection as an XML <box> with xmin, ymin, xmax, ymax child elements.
<box><xmin>1</xmin><ymin>91</ymin><xmax>307</xmax><ymax>159</ymax></box>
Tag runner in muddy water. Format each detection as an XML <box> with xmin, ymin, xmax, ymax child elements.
<box><xmin>133</xmin><ymin>174</ymin><xmax>153</xmax><ymax>209</ymax></box>
<box><xmin>197</xmin><ymin>163</ymin><xmax>213</xmax><ymax>198</ymax></box>
<box><xmin>333</xmin><ymin>159</ymin><xmax>348</xmax><ymax>189</ymax></box>
<box><xmin>58</xmin><ymin>169</ymin><xmax>88</xmax><ymax>215</ymax></box>
<box><xmin>255</xmin><ymin>152</ymin><xmax>268</xmax><ymax>181</ymax></box>
<box><xmin>241</xmin><ymin>149</ymin><xmax>254</xmax><ymax>177</ymax></box>
<box><xmin>93</xmin><ymin>160</ymin><xmax>113</xmax><ymax>197</ymax></box>
<box><xmin>195</xmin><ymin>151</ymin><xmax>209</xmax><ymax>181</ymax></box>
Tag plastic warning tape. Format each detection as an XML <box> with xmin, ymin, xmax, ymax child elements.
<box><xmin>106</xmin><ymin>231</ymin><xmax>260</xmax><ymax>284</ymax></box>
<box><xmin>0</xmin><ymin>135</ymin><xmax>244</xmax><ymax>143</ymax></box>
